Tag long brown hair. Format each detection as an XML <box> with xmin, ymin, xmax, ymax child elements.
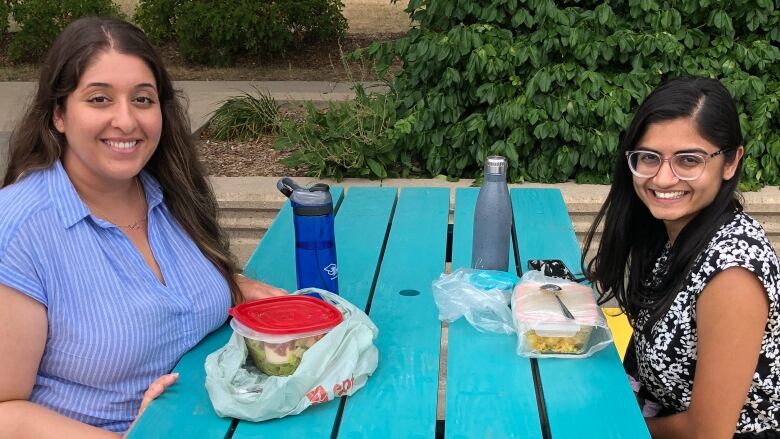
<box><xmin>3</xmin><ymin>17</ymin><xmax>241</xmax><ymax>304</ymax></box>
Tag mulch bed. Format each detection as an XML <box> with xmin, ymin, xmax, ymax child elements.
<box><xmin>196</xmin><ymin>129</ymin><xmax>307</xmax><ymax>177</ymax></box>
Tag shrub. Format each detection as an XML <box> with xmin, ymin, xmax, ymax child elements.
<box><xmin>132</xmin><ymin>0</ymin><xmax>178</xmax><ymax>44</ymax></box>
<box><xmin>278</xmin><ymin>0</ymin><xmax>347</xmax><ymax>43</ymax></box>
<box><xmin>8</xmin><ymin>0</ymin><xmax>122</xmax><ymax>62</ymax></box>
<box><xmin>275</xmin><ymin>86</ymin><xmax>415</xmax><ymax>180</ymax></box>
<box><xmin>360</xmin><ymin>0</ymin><xmax>780</xmax><ymax>188</ymax></box>
<box><xmin>173</xmin><ymin>0</ymin><xmax>347</xmax><ymax>66</ymax></box>
<box><xmin>174</xmin><ymin>0</ymin><xmax>288</xmax><ymax>66</ymax></box>
<box><xmin>0</xmin><ymin>0</ymin><xmax>11</xmax><ymax>36</ymax></box>
<box><xmin>209</xmin><ymin>88</ymin><xmax>280</xmax><ymax>141</ymax></box>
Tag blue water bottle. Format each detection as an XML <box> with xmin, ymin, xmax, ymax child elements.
<box><xmin>277</xmin><ymin>178</ymin><xmax>339</xmax><ymax>294</ymax></box>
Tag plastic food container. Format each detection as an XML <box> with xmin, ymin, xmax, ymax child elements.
<box><xmin>229</xmin><ymin>296</ymin><xmax>343</xmax><ymax>376</ymax></box>
<box><xmin>513</xmin><ymin>280</ymin><xmax>599</xmax><ymax>355</ymax></box>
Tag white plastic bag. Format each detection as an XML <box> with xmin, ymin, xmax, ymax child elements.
<box><xmin>432</xmin><ymin>268</ymin><xmax>518</xmax><ymax>334</ymax></box>
<box><xmin>512</xmin><ymin>271</ymin><xmax>613</xmax><ymax>359</ymax></box>
<box><xmin>204</xmin><ymin>289</ymin><xmax>378</xmax><ymax>421</ymax></box>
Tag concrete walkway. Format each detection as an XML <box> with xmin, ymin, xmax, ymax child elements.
<box><xmin>0</xmin><ymin>80</ymin><xmax>384</xmax><ymax>132</ymax></box>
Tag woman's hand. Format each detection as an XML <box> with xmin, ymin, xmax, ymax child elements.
<box><xmin>137</xmin><ymin>373</ymin><xmax>179</xmax><ymax>417</ymax></box>
<box><xmin>124</xmin><ymin>373</ymin><xmax>179</xmax><ymax>438</ymax></box>
<box><xmin>235</xmin><ymin>274</ymin><xmax>287</xmax><ymax>302</ymax></box>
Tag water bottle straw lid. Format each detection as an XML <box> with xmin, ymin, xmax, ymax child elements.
<box><xmin>485</xmin><ymin>156</ymin><xmax>508</xmax><ymax>175</ymax></box>
<box><xmin>277</xmin><ymin>177</ymin><xmax>334</xmax><ymax>216</ymax></box>
<box><xmin>277</xmin><ymin>177</ymin><xmax>302</xmax><ymax>197</ymax></box>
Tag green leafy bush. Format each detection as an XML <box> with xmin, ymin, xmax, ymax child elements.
<box><xmin>209</xmin><ymin>88</ymin><xmax>280</xmax><ymax>141</ymax></box>
<box><xmin>356</xmin><ymin>0</ymin><xmax>780</xmax><ymax>188</ymax></box>
<box><xmin>173</xmin><ymin>0</ymin><xmax>287</xmax><ymax>66</ymax></box>
<box><xmin>0</xmin><ymin>0</ymin><xmax>11</xmax><ymax>36</ymax></box>
<box><xmin>132</xmin><ymin>0</ymin><xmax>178</xmax><ymax>44</ymax></box>
<box><xmin>8</xmin><ymin>0</ymin><xmax>122</xmax><ymax>62</ymax></box>
<box><xmin>279</xmin><ymin>0</ymin><xmax>347</xmax><ymax>43</ymax></box>
<box><xmin>172</xmin><ymin>0</ymin><xmax>346</xmax><ymax>66</ymax></box>
<box><xmin>275</xmin><ymin>86</ymin><xmax>416</xmax><ymax>180</ymax></box>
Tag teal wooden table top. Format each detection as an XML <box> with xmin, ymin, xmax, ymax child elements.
<box><xmin>128</xmin><ymin>187</ymin><xmax>650</xmax><ymax>439</ymax></box>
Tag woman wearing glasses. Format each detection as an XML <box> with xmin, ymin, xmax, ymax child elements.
<box><xmin>583</xmin><ymin>76</ymin><xmax>780</xmax><ymax>438</ymax></box>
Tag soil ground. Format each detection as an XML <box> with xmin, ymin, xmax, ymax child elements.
<box><xmin>196</xmin><ymin>128</ymin><xmax>306</xmax><ymax>177</ymax></box>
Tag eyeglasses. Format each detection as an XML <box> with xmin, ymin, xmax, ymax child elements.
<box><xmin>625</xmin><ymin>148</ymin><xmax>731</xmax><ymax>181</ymax></box>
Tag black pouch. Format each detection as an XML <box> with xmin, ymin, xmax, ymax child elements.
<box><xmin>527</xmin><ymin>259</ymin><xmax>579</xmax><ymax>282</ymax></box>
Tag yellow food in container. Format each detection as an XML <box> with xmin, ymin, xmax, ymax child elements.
<box><xmin>512</xmin><ymin>277</ymin><xmax>600</xmax><ymax>356</ymax></box>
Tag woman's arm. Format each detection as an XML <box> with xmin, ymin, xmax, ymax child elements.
<box><xmin>0</xmin><ymin>284</ymin><xmax>120</xmax><ymax>439</ymax></box>
<box><xmin>647</xmin><ymin>267</ymin><xmax>768</xmax><ymax>439</ymax></box>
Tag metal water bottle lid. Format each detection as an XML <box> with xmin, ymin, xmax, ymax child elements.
<box><xmin>485</xmin><ymin>156</ymin><xmax>508</xmax><ymax>175</ymax></box>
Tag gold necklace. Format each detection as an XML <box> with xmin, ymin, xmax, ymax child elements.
<box><xmin>88</xmin><ymin>178</ymin><xmax>148</xmax><ymax>230</ymax></box>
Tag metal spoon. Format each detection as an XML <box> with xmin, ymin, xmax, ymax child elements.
<box><xmin>540</xmin><ymin>283</ymin><xmax>575</xmax><ymax>320</ymax></box>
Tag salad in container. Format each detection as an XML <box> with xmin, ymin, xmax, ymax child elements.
<box><xmin>512</xmin><ymin>273</ymin><xmax>601</xmax><ymax>356</ymax></box>
<box><xmin>229</xmin><ymin>296</ymin><xmax>343</xmax><ymax>376</ymax></box>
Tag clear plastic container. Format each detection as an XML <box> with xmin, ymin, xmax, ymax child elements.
<box><xmin>523</xmin><ymin>323</ymin><xmax>594</xmax><ymax>355</ymax></box>
<box><xmin>229</xmin><ymin>296</ymin><xmax>344</xmax><ymax>376</ymax></box>
<box><xmin>513</xmin><ymin>273</ymin><xmax>600</xmax><ymax>356</ymax></box>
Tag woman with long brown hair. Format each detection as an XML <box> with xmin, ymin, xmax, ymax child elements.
<box><xmin>0</xmin><ymin>17</ymin><xmax>283</xmax><ymax>437</ymax></box>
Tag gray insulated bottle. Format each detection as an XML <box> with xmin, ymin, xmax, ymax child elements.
<box><xmin>471</xmin><ymin>156</ymin><xmax>512</xmax><ymax>271</ymax></box>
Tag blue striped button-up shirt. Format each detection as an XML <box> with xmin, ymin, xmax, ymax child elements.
<box><xmin>0</xmin><ymin>161</ymin><xmax>231</xmax><ymax>432</ymax></box>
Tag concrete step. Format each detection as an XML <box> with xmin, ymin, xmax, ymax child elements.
<box><xmin>218</xmin><ymin>209</ymin><xmax>278</xmax><ymax>230</ymax></box>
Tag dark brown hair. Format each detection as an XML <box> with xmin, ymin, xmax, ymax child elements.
<box><xmin>3</xmin><ymin>16</ymin><xmax>241</xmax><ymax>303</ymax></box>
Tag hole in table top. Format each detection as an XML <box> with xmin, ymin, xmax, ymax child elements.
<box><xmin>399</xmin><ymin>289</ymin><xmax>420</xmax><ymax>296</ymax></box>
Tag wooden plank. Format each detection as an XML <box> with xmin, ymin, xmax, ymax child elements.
<box><xmin>445</xmin><ymin>187</ymin><xmax>543</xmax><ymax>439</ymax></box>
<box><xmin>232</xmin><ymin>186</ymin><xmax>397</xmax><ymax>438</ymax></box>
<box><xmin>126</xmin><ymin>325</ymin><xmax>233</xmax><ymax>439</ymax></box>
<box><xmin>331</xmin><ymin>187</ymin><xmax>397</xmax><ymax>310</ymax></box>
<box><xmin>511</xmin><ymin>188</ymin><xmax>650</xmax><ymax>439</ymax></box>
<box><xmin>337</xmin><ymin>187</ymin><xmax>450</xmax><ymax>438</ymax></box>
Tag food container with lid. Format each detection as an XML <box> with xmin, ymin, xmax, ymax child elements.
<box><xmin>229</xmin><ymin>295</ymin><xmax>344</xmax><ymax>376</ymax></box>
<box><xmin>512</xmin><ymin>273</ymin><xmax>602</xmax><ymax>356</ymax></box>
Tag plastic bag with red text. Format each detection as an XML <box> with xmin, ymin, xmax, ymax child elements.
<box><xmin>205</xmin><ymin>289</ymin><xmax>378</xmax><ymax>421</ymax></box>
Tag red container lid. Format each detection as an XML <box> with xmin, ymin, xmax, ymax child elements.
<box><xmin>228</xmin><ymin>296</ymin><xmax>343</xmax><ymax>335</ymax></box>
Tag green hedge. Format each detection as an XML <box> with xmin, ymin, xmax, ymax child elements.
<box><xmin>134</xmin><ymin>0</ymin><xmax>347</xmax><ymax>66</ymax></box>
<box><xmin>133</xmin><ymin>0</ymin><xmax>177</xmax><ymax>44</ymax></box>
<box><xmin>6</xmin><ymin>0</ymin><xmax>122</xmax><ymax>62</ymax></box>
<box><xmin>0</xmin><ymin>1</ymin><xmax>10</xmax><ymax>36</ymax></box>
<box><xmin>349</xmin><ymin>0</ymin><xmax>779</xmax><ymax>188</ymax></box>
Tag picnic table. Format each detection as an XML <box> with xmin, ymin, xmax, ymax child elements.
<box><xmin>128</xmin><ymin>186</ymin><xmax>650</xmax><ymax>439</ymax></box>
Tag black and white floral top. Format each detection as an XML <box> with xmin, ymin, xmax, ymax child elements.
<box><xmin>632</xmin><ymin>211</ymin><xmax>780</xmax><ymax>436</ymax></box>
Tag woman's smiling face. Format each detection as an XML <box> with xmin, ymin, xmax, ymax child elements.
<box><xmin>54</xmin><ymin>49</ymin><xmax>162</xmax><ymax>188</ymax></box>
<box><xmin>632</xmin><ymin>117</ymin><xmax>743</xmax><ymax>242</ymax></box>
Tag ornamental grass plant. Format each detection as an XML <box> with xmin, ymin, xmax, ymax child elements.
<box><xmin>209</xmin><ymin>89</ymin><xmax>281</xmax><ymax>141</ymax></box>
